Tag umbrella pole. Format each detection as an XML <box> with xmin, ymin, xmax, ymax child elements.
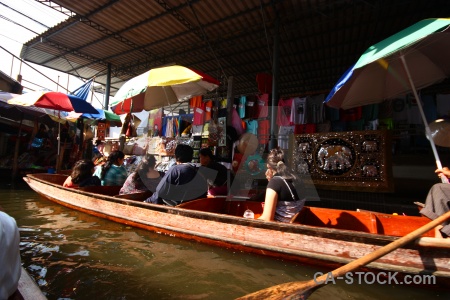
<box><xmin>163</xmin><ymin>87</ymin><xmax>175</xmax><ymax>117</ymax></box>
<box><xmin>58</xmin><ymin>122</ymin><xmax>61</xmax><ymax>156</ymax></box>
<box><xmin>56</xmin><ymin>122</ymin><xmax>61</xmax><ymax>173</ymax></box>
<box><xmin>400</xmin><ymin>56</ymin><xmax>446</xmax><ymax>181</ymax></box>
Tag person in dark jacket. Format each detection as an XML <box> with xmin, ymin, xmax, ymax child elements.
<box><xmin>145</xmin><ymin>144</ymin><xmax>208</xmax><ymax>206</ymax></box>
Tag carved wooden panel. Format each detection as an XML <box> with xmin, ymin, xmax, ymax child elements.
<box><xmin>288</xmin><ymin>130</ymin><xmax>393</xmax><ymax>192</ymax></box>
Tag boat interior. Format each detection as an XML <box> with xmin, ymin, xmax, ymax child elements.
<box><xmin>33</xmin><ymin>173</ymin><xmax>434</xmax><ymax>238</ymax></box>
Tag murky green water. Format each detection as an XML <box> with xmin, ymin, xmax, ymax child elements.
<box><xmin>1</xmin><ymin>180</ymin><xmax>448</xmax><ymax>299</ymax></box>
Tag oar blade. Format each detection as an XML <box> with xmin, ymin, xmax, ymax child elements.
<box><xmin>236</xmin><ymin>280</ymin><xmax>320</xmax><ymax>300</ymax></box>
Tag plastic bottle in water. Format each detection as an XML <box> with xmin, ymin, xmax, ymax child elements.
<box><xmin>243</xmin><ymin>209</ymin><xmax>254</xmax><ymax>219</ymax></box>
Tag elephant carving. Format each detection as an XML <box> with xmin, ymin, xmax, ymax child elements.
<box><xmin>362</xmin><ymin>165</ymin><xmax>378</xmax><ymax>177</ymax></box>
<box><xmin>317</xmin><ymin>145</ymin><xmax>352</xmax><ymax>171</ymax></box>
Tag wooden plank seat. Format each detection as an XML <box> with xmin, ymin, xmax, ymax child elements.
<box><xmin>113</xmin><ymin>190</ymin><xmax>153</xmax><ymax>201</ymax></box>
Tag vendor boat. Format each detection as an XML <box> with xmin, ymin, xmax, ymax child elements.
<box><xmin>23</xmin><ymin>173</ymin><xmax>450</xmax><ymax>286</ymax></box>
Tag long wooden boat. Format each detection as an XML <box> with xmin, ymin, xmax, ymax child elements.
<box><xmin>9</xmin><ymin>267</ymin><xmax>47</xmax><ymax>300</ymax></box>
<box><xmin>24</xmin><ymin>173</ymin><xmax>450</xmax><ymax>286</ymax></box>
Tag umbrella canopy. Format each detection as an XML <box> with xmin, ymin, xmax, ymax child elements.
<box><xmin>0</xmin><ymin>91</ymin><xmax>65</xmax><ymax>125</ymax></box>
<box><xmin>324</xmin><ymin>18</ymin><xmax>450</xmax><ymax>170</ymax></box>
<box><xmin>8</xmin><ymin>91</ymin><xmax>99</xmax><ymax>114</ymax></box>
<box><xmin>110</xmin><ymin>65</ymin><xmax>220</xmax><ymax>114</ymax></box>
<box><xmin>325</xmin><ymin>18</ymin><xmax>450</xmax><ymax>109</ymax></box>
<box><xmin>66</xmin><ymin>109</ymin><xmax>122</xmax><ymax>123</ymax></box>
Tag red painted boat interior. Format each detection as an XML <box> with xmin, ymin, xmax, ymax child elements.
<box><xmin>178</xmin><ymin>197</ymin><xmax>434</xmax><ymax>237</ymax></box>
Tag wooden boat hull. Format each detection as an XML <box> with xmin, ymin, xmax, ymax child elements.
<box><xmin>9</xmin><ymin>267</ymin><xmax>47</xmax><ymax>300</ymax></box>
<box><xmin>24</xmin><ymin>173</ymin><xmax>450</xmax><ymax>285</ymax></box>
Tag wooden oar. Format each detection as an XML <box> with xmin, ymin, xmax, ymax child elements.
<box><xmin>237</xmin><ymin>209</ymin><xmax>450</xmax><ymax>300</ymax></box>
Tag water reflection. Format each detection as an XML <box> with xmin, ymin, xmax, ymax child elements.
<box><xmin>1</xmin><ymin>184</ymin><xmax>449</xmax><ymax>299</ymax></box>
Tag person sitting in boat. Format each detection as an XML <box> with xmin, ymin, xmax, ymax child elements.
<box><xmin>258</xmin><ymin>147</ymin><xmax>306</xmax><ymax>223</ymax></box>
<box><xmin>198</xmin><ymin>147</ymin><xmax>232</xmax><ymax>196</ymax></box>
<box><xmin>63</xmin><ymin>159</ymin><xmax>101</xmax><ymax>188</ymax></box>
<box><xmin>119</xmin><ymin>154</ymin><xmax>163</xmax><ymax>195</ymax></box>
<box><xmin>145</xmin><ymin>144</ymin><xmax>208</xmax><ymax>206</ymax></box>
<box><xmin>0</xmin><ymin>209</ymin><xmax>21</xmax><ymax>300</ymax></box>
<box><xmin>419</xmin><ymin>166</ymin><xmax>450</xmax><ymax>239</ymax></box>
<box><xmin>93</xmin><ymin>150</ymin><xmax>128</xmax><ymax>186</ymax></box>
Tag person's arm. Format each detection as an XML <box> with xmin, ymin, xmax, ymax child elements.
<box><xmin>63</xmin><ymin>176</ymin><xmax>74</xmax><ymax>188</ymax></box>
<box><xmin>435</xmin><ymin>167</ymin><xmax>450</xmax><ymax>182</ymax></box>
<box><xmin>258</xmin><ymin>188</ymin><xmax>278</xmax><ymax>221</ymax></box>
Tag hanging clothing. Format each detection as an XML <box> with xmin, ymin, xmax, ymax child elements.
<box><xmin>306</xmin><ymin>94</ymin><xmax>325</xmax><ymax>124</ymax></box>
<box><xmin>245</xmin><ymin>119</ymin><xmax>258</xmax><ymax>135</ymax></box>
<box><xmin>238</xmin><ymin>96</ymin><xmax>246</xmax><ymax>119</ymax></box>
<box><xmin>258</xmin><ymin>119</ymin><xmax>270</xmax><ymax>145</ymax></box>
<box><xmin>278</xmin><ymin>126</ymin><xmax>294</xmax><ymax>149</ymax></box>
<box><xmin>246</xmin><ymin>95</ymin><xmax>258</xmax><ymax>119</ymax></box>
<box><xmin>193</xmin><ymin>103</ymin><xmax>205</xmax><ymax>125</ymax></box>
<box><xmin>277</xmin><ymin>98</ymin><xmax>294</xmax><ymax>126</ymax></box>
<box><xmin>204</xmin><ymin>100</ymin><xmax>213</xmax><ymax>122</ymax></box>
<box><xmin>340</xmin><ymin>107</ymin><xmax>362</xmax><ymax>122</ymax></box>
<box><xmin>291</xmin><ymin>97</ymin><xmax>307</xmax><ymax>125</ymax></box>
<box><xmin>256</xmin><ymin>93</ymin><xmax>269</xmax><ymax>118</ymax></box>
<box><xmin>218</xmin><ymin>98</ymin><xmax>228</xmax><ymax>118</ymax></box>
<box><xmin>190</xmin><ymin>96</ymin><xmax>203</xmax><ymax>108</ymax></box>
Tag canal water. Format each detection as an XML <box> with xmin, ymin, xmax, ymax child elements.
<box><xmin>1</xmin><ymin>181</ymin><xmax>449</xmax><ymax>300</ymax></box>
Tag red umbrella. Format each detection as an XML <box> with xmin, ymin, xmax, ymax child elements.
<box><xmin>8</xmin><ymin>91</ymin><xmax>98</xmax><ymax>114</ymax></box>
<box><xmin>8</xmin><ymin>90</ymin><xmax>99</xmax><ymax>170</ymax></box>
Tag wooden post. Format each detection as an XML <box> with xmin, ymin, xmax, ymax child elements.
<box><xmin>12</xmin><ymin>113</ymin><xmax>24</xmax><ymax>180</ymax></box>
<box><xmin>56</xmin><ymin>140</ymin><xmax>67</xmax><ymax>173</ymax></box>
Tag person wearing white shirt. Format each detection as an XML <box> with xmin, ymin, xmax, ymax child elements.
<box><xmin>0</xmin><ymin>210</ymin><xmax>21</xmax><ymax>299</ymax></box>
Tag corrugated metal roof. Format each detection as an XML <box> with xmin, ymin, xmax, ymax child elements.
<box><xmin>20</xmin><ymin>0</ymin><xmax>450</xmax><ymax>109</ymax></box>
